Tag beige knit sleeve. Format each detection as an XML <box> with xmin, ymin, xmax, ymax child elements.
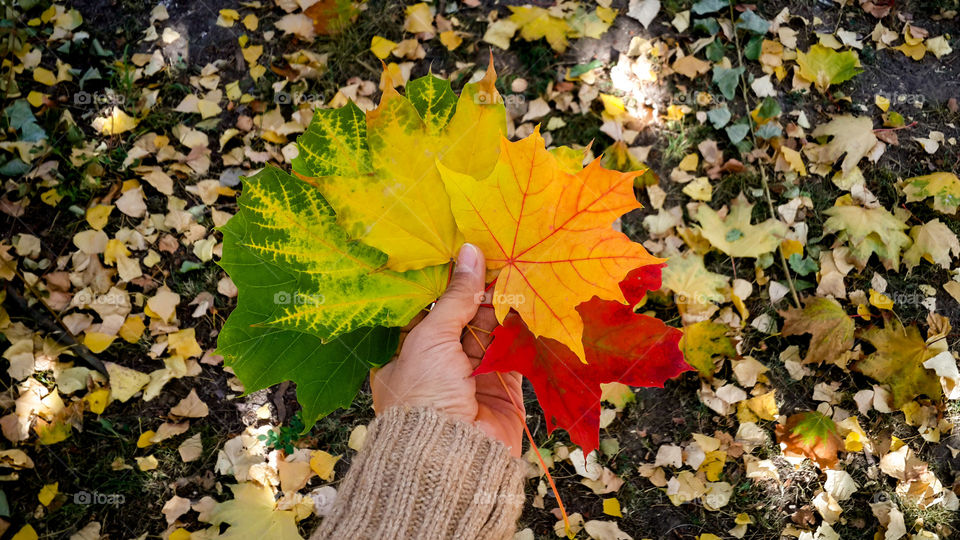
<box><xmin>311</xmin><ymin>406</ymin><xmax>525</xmax><ymax>540</ymax></box>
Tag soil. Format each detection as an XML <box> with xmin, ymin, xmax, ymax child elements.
<box><xmin>6</xmin><ymin>0</ymin><xmax>960</xmax><ymax>538</ymax></box>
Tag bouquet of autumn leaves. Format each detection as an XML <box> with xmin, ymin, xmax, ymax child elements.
<box><xmin>217</xmin><ymin>62</ymin><xmax>690</xmax><ymax>454</ymax></box>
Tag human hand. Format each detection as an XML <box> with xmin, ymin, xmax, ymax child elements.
<box><xmin>371</xmin><ymin>243</ymin><xmax>525</xmax><ymax>457</ymax></box>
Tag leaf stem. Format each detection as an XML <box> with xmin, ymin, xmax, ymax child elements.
<box><xmin>464</xmin><ymin>323</ymin><xmax>572</xmax><ymax>537</ymax></box>
<box><xmin>727</xmin><ymin>2</ymin><xmax>802</xmax><ymax>309</ymax></box>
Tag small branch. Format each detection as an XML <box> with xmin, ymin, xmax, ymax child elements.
<box><xmin>728</xmin><ymin>2</ymin><xmax>801</xmax><ymax>309</ymax></box>
<box><xmin>4</xmin><ymin>280</ymin><xmax>107</xmax><ymax>375</ymax></box>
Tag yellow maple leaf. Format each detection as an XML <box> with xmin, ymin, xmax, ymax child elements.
<box><xmin>856</xmin><ymin>318</ymin><xmax>942</xmax><ymax>408</ymax></box>
<box><xmin>509</xmin><ymin>5</ymin><xmax>573</xmax><ymax>52</ymax></box>
<box><xmin>306</xmin><ymin>64</ymin><xmax>506</xmax><ymax>271</ymax></box>
<box><xmin>438</xmin><ymin>128</ymin><xmax>661</xmax><ymax>361</ymax></box>
<box><xmin>809</xmin><ymin>115</ymin><xmax>878</xmax><ymax>174</ymax></box>
<box><xmin>206</xmin><ymin>483</ymin><xmax>302</xmax><ymax>540</ymax></box>
<box><xmin>661</xmin><ymin>251</ymin><xmax>729</xmax><ymax>320</ymax></box>
<box><xmin>823</xmin><ymin>204</ymin><xmax>910</xmax><ymax>270</ymax></box>
<box><xmin>696</xmin><ymin>194</ymin><xmax>787</xmax><ymax>258</ymax></box>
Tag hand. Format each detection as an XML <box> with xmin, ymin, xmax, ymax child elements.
<box><xmin>371</xmin><ymin>244</ymin><xmax>525</xmax><ymax>457</ymax></box>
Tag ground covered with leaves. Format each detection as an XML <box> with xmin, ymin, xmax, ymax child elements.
<box><xmin>2</xmin><ymin>0</ymin><xmax>960</xmax><ymax>538</ymax></box>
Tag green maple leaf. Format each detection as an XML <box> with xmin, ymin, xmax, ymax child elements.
<box><xmin>219</xmin><ymin>166</ymin><xmax>448</xmax><ymax>340</ymax></box>
<box><xmin>219</xmin><ymin>308</ymin><xmax>398</xmax><ymax>427</ymax></box>
<box><xmin>796</xmin><ymin>44</ymin><xmax>862</xmax><ymax>94</ymax></box>
<box><xmin>217</xmin><ymin>166</ymin><xmax>446</xmax><ymax>423</ymax></box>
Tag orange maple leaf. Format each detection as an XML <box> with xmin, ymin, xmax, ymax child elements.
<box><xmin>438</xmin><ymin>128</ymin><xmax>663</xmax><ymax>360</ymax></box>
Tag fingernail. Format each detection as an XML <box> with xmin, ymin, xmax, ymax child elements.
<box><xmin>455</xmin><ymin>243</ymin><xmax>479</xmax><ymax>274</ymax></box>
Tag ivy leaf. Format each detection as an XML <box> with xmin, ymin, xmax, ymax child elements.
<box><xmin>707</xmin><ymin>105</ymin><xmax>731</xmax><ymax>128</ymax></box>
<box><xmin>787</xmin><ymin>253</ymin><xmax>819</xmax><ymax>276</ymax></box>
<box><xmin>823</xmin><ymin>204</ymin><xmax>911</xmax><ymax>270</ymax></box>
<box><xmin>735</xmin><ymin>10</ymin><xmax>769</xmax><ymax>34</ymax></box>
<box><xmin>903</xmin><ymin>172</ymin><xmax>960</xmax><ymax>214</ymax></box>
<box><xmin>475</xmin><ymin>266</ymin><xmax>687</xmax><ymax>453</ymax></box>
<box><xmin>780</xmin><ymin>297</ymin><xmax>854</xmax><ymax>368</ymax></box>
<box><xmin>855</xmin><ymin>318</ymin><xmax>943</xmax><ymax>408</ymax></box>
<box><xmin>726</xmin><ymin>122</ymin><xmax>750</xmax><ymax>144</ymax></box>
<box><xmin>775</xmin><ymin>412</ymin><xmax>843</xmax><ymax>469</ymax></box>
<box><xmin>295</xmin><ymin>67</ymin><xmax>506</xmax><ymax>272</ymax></box>
<box><xmin>438</xmin><ymin>128</ymin><xmax>662</xmax><ymax>361</ymax></box>
<box><xmin>219</xmin><ymin>166</ymin><xmax>448</xmax><ymax>342</ymax></box>
<box><xmin>696</xmin><ymin>194</ymin><xmax>787</xmax><ymax>258</ymax></box>
<box><xmin>712</xmin><ymin>66</ymin><xmax>744</xmax><ymax>100</ymax></box>
<box><xmin>796</xmin><ymin>44</ymin><xmax>862</xmax><ymax>94</ymax></box>
<box><xmin>692</xmin><ymin>0</ymin><xmax>728</xmax><ymax>15</ymax></box>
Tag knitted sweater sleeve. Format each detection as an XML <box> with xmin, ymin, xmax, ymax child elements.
<box><xmin>310</xmin><ymin>406</ymin><xmax>525</xmax><ymax>540</ymax></box>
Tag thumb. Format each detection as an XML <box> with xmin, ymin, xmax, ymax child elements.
<box><xmin>422</xmin><ymin>243</ymin><xmax>486</xmax><ymax>336</ymax></box>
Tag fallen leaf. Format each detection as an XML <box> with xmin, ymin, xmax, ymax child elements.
<box><xmin>856</xmin><ymin>317</ymin><xmax>943</xmax><ymax>407</ymax></box>
<box><xmin>776</xmin><ymin>412</ymin><xmax>843</xmax><ymax>469</ymax></box>
<box><xmin>696</xmin><ymin>194</ymin><xmax>787</xmax><ymax>258</ymax></box>
<box><xmin>780</xmin><ymin>297</ymin><xmax>855</xmax><ymax>367</ymax></box>
<box><xmin>823</xmin><ymin>204</ymin><xmax>910</xmax><ymax>270</ymax></box>
<box><xmin>903</xmin><ymin>172</ymin><xmax>960</xmax><ymax>214</ymax></box>
<box><xmin>795</xmin><ymin>45</ymin><xmax>862</xmax><ymax>93</ymax></box>
<box><xmin>205</xmin><ymin>483</ymin><xmax>302</xmax><ymax>539</ymax></box>
<box><xmin>809</xmin><ymin>115</ymin><xmax>877</xmax><ymax>174</ymax></box>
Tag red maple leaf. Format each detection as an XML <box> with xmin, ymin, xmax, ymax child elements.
<box><xmin>475</xmin><ymin>265</ymin><xmax>690</xmax><ymax>454</ymax></box>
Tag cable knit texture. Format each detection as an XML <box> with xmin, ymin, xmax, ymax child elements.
<box><xmin>311</xmin><ymin>406</ymin><xmax>525</xmax><ymax>540</ymax></box>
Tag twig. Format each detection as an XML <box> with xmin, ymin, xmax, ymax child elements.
<box><xmin>728</xmin><ymin>2</ymin><xmax>802</xmax><ymax>309</ymax></box>
<box><xmin>4</xmin><ymin>280</ymin><xmax>107</xmax><ymax>375</ymax></box>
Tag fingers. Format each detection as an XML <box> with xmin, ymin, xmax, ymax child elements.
<box><xmin>420</xmin><ymin>243</ymin><xmax>486</xmax><ymax>338</ymax></box>
<box><xmin>463</xmin><ymin>306</ymin><xmax>497</xmax><ymax>366</ymax></box>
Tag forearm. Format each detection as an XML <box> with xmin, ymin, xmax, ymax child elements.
<box><xmin>311</xmin><ymin>406</ymin><xmax>525</xmax><ymax>540</ymax></box>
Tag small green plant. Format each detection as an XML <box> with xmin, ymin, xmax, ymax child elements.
<box><xmin>258</xmin><ymin>412</ymin><xmax>305</xmax><ymax>455</ymax></box>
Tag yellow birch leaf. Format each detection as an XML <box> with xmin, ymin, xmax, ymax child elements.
<box><xmin>38</xmin><ymin>482</ymin><xmax>58</xmax><ymax>506</ymax></box>
<box><xmin>84</xmin><ymin>332</ymin><xmax>116</xmax><ymax>353</ymax></box>
<box><xmin>85</xmin><ymin>205</ymin><xmax>113</xmax><ymax>230</ymax></box>
<box><xmin>602</xmin><ymin>497</ymin><xmax>623</xmax><ymax>517</ymax></box>
<box><xmin>84</xmin><ymin>388</ymin><xmax>110</xmax><ymax>414</ymax></box>
<box><xmin>33</xmin><ymin>67</ymin><xmax>57</xmax><ymax>86</ymax></box>
<box><xmin>369</xmin><ymin>36</ymin><xmax>396</xmax><ymax>59</ymax></box>
<box><xmin>310</xmin><ymin>450</ymin><xmax>341</xmax><ymax>481</ymax></box>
